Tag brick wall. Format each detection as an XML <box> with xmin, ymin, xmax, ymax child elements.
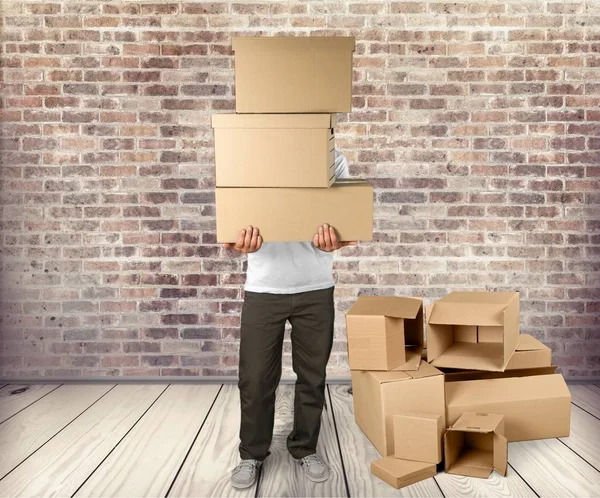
<box><xmin>1</xmin><ymin>1</ymin><xmax>599</xmax><ymax>380</ymax></box>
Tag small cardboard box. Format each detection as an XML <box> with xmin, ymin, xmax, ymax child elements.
<box><xmin>215</xmin><ymin>180</ymin><xmax>373</xmax><ymax>243</ymax></box>
<box><xmin>346</xmin><ymin>296</ymin><xmax>424</xmax><ymax>371</ymax></box>
<box><xmin>212</xmin><ymin>113</ymin><xmax>336</xmax><ymax>188</ymax></box>
<box><xmin>371</xmin><ymin>457</ymin><xmax>436</xmax><ymax>490</ymax></box>
<box><xmin>444</xmin><ymin>412</ymin><xmax>508</xmax><ymax>479</ymax></box>
<box><xmin>393</xmin><ymin>412</ymin><xmax>443</xmax><ymax>464</ymax></box>
<box><xmin>426</xmin><ymin>291</ymin><xmax>520</xmax><ymax>372</ymax></box>
<box><xmin>445</xmin><ymin>373</ymin><xmax>571</xmax><ymax>441</ymax></box>
<box><xmin>351</xmin><ymin>361</ymin><xmax>446</xmax><ymax>456</ymax></box>
<box><xmin>506</xmin><ymin>334</ymin><xmax>551</xmax><ymax>370</ymax></box>
<box><xmin>232</xmin><ymin>36</ymin><xmax>355</xmax><ymax>113</ymax></box>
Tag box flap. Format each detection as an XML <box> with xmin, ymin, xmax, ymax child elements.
<box><xmin>493</xmin><ymin>433</ymin><xmax>508</xmax><ymax>476</ymax></box>
<box><xmin>428</xmin><ymin>302</ymin><xmax>506</xmax><ymax>326</ymax></box>
<box><xmin>211</xmin><ymin>113</ymin><xmax>336</xmax><ymax>129</ymax></box>
<box><xmin>392</xmin><ymin>347</ymin><xmax>422</xmax><ymax>371</ymax></box>
<box><xmin>371</xmin><ymin>457</ymin><xmax>435</xmax><ymax>481</ymax></box>
<box><xmin>407</xmin><ymin>360</ymin><xmax>444</xmax><ymax>380</ymax></box>
<box><xmin>517</xmin><ymin>334</ymin><xmax>550</xmax><ymax>352</ymax></box>
<box><xmin>450</xmin><ymin>412</ymin><xmax>504</xmax><ymax>433</ymax></box>
<box><xmin>347</xmin><ymin>296</ymin><xmax>422</xmax><ymax>319</ymax></box>
<box><xmin>441</xmin><ymin>291</ymin><xmax>519</xmax><ymax>305</ymax></box>
<box><xmin>370</xmin><ymin>369</ymin><xmax>412</xmax><ymax>385</ymax></box>
<box><xmin>232</xmin><ymin>36</ymin><xmax>355</xmax><ymax>53</ymax></box>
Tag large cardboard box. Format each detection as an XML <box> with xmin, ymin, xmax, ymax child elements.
<box><xmin>506</xmin><ymin>334</ymin><xmax>551</xmax><ymax>370</ymax></box>
<box><xmin>351</xmin><ymin>361</ymin><xmax>446</xmax><ymax>457</ymax></box>
<box><xmin>445</xmin><ymin>374</ymin><xmax>571</xmax><ymax>442</ymax></box>
<box><xmin>426</xmin><ymin>291</ymin><xmax>520</xmax><ymax>372</ymax></box>
<box><xmin>215</xmin><ymin>179</ymin><xmax>373</xmax><ymax>243</ymax></box>
<box><xmin>212</xmin><ymin>114</ymin><xmax>336</xmax><ymax>188</ymax></box>
<box><xmin>444</xmin><ymin>412</ymin><xmax>508</xmax><ymax>479</ymax></box>
<box><xmin>346</xmin><ymin>296</ymin><xmax>424</xmax><ymax>371</ymax></box>
<box><xmin>371</xmin><ymin>457</ymin><xmax>436</xmax><ymax>490</ymax></box>
<box><xmin>393</xmin><ymin>412</ymin><xmax>443</xmax><ymax>464</ymax></box>
<box><xmin>232</xmin><ymin>36</ymin><xmax>355</xmax><ymax>113</ymax></box>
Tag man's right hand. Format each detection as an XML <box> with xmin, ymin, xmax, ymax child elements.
<box><xmin>223</xmin><ymin>226</ymin><xmax>263</xmax><ymax>253</ymax></box>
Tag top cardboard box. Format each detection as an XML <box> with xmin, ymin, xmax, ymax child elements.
<box><xmin>346</xmin><ymin>296</ymin><xmax>424</xmax><ymax>371</ymax></box>
<box><xmin>426</xmin><ymin>291</ymin><xmax>519</xmax><ymax>372</ymax></box>
<box><xmin>232</xmin><ymin>36</ymin><xmax>355</xmax><ymax>113</ymax></box>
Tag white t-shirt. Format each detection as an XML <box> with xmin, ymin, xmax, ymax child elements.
<box><xmin>244</xmin><ymin>150</ymin><xmax>351</xmax><ymax>294</ymax></box>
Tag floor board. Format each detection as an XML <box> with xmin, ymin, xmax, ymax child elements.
<box><xmin>560</xmin><ymin>405</ymin><xmax>600</xmax><ymax>471</ymax></box>
<box><xmin>570</xmin><ymin>384</ymin><xmax>600</xmax><ymax>419</ymax></box>
<box><xmin>166</xmin><ymin>384</ymin><xmax>257</xmax><ymax>498</ymax></box>
<box><xmin>257</xmin><ymin>384</ymin><xmax>347</xmax><ymax>497</ymax></box>
<box><xmin>434</xmin><ymin>469</ymin><xmax>537</xmax><ymax>498</ymax></box>
<box><xmin>0</xmin><ymin>384</ymin><xmax>63</xmax><ymax>423</ymax></box>
<box><xmin>327</xmin><ymin>384</ymin><xmax>443</xmax><ymax>497</ymax></box>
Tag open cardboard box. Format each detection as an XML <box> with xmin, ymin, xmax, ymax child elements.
<box><xmin>444</xmin><ymin>412</ymin><xmax>507</xmax><ymax>479</ymax></box>
<box><xmin>346</xmin><ymin>296</ymin><xmax>424</xmax><ymax>371</ymax></box>
<box><xmin>426</xmin><ymin>291</ymin><xmax>519</xmax><ymax>372</ymax></box>
<box><xmin>232</xmin><ymin>36</ymin><xmax>355</xmax><ymax>113</ymax></box>
<box><xmin>351</xmin><ymin>361</ymin><xmax>445</xmax><ymax>456</ymax></box>
<box><xmin>212</xmin><ymin>113</ymin><xmax>336</xmax><ymax>188</ymax></box>
<box><xmin>394</xmin><ymin>412</ymin><xmax>443</xmax><ymax>464</ymax></box>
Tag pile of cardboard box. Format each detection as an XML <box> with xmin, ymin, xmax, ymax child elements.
<box><xmin>347</xmin><ymin>291</ymin><xmax>571</xmax><ymax>489</ymax></box>
<box><xmin>213</xmin><ymin>36</ymin><xmax>373</xmax><ymax>243</ymax></box>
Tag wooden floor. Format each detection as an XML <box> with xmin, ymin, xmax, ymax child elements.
<box><xmin>0</xmin><ymin>382</ymin><xmax>599</xmax><ymax>497</ymax></box>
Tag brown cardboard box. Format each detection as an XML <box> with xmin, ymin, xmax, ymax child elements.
<box><xmin>211</xmin><ymin>114</ymin><xmax>336</xmax><ymax>188</ymax></box>
<box><xmin>444</xmin><ymin>412</ymin><xmax>508</xmax><ymax>479</ymax></box>
<box><xmin>346</xmin><ymin>296</ymin><xmax>424</xmax><ymax>371</ymax></box>
<box><xmin>445</xmin><ymin>373</ymin><xmax>571</xmax><ymax>441</ymax></box>
<box><xmin>506</xmin><ymin>334</ymin><xmax>551</xmax><ymax>370</ymax></box>
<box><xmin>426</xmin><ymin>291</ymin><xmax>520</xmax><ymax>372</ymax></box>
<box><xmin>232</xmin><ymin>36</ymin><xmax>355</xmax><ymax>113</ymax></box>
<box><xmin>371</xmin><ymin>457</ymin><xmax>436</xmax><ymax>490</ymax></box>
<box><xmin>393</xmin><ymin>412</ymin><xmax>443</xmax><ymax>464</ymax></box>
<box><xmin>442</xmin><ymin>365</ymin><xmax>557</xmax><ymax>383</ymax></box>
<box><xmin>215</xmin><ymin>179</ymin><xmax>373</xmax><ymax>243</ymax></box>
<box><xmin>351</xmin><ymin>361</ymin><xmax>446</xmax><ymax>457</ymax></box>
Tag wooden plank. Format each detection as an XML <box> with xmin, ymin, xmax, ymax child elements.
<box><xmin>434</xmin><ymin>469</ymin><xmax>537</xmax><ymax>498</ymax></box>
<box><xmin>569</xmin><ymin>384</ymin><xmax>600</xmax><ymax>419</ymax></box>
<box><xmin>0</xmin><ymin>384</ymin><xmax>62</xmax><ymax>422</ymax></box>
<box><xmin>508</xmin><ymin>438</ymin><xmax>600</xmax><ymax>497</ymax></box>
<box><xmin>0</xmin><ymin>383</ymin><xmax>168</xmax><ymax>496</ymax></box>
<box><xmin>0</xmin><ymin>383</ymin><xmax>114</xmax><ymax>479</ymax></box>
<box><xmin>560</xmin><ymin>405</ymin><xmax>600</xmax><ymax>470</ymax></box>
<box><xmin>167</xmin><ymin>384</ymin><xmax>257</xmax><ymax>498</ymax></box>
<box><xmin>327</xmin><ymin>384</ymin><xmax>442</xmax><ymax>498</ymax></box>
<box><xmin>257</xmin><ymin>384</ymin><xmax>347</xmax><ymax>497</ymax></box>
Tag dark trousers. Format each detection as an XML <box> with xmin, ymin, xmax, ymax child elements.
<box><xmin>238</xmin><ymin>286</ymin><xmax>335</xmax><ymax>461</ymax></box>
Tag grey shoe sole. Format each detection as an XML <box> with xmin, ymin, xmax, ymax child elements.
<box><xmin>305</xmin><ymin>472</ymin><xmax>330</xmax><ymax>483</ymax></box>
<box><xmin>231</xmin><ymin>479</ymin><xmax>255</xmax><ymax>490</ymax></box>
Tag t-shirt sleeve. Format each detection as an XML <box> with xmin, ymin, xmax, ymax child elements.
<box><xmin>334</xmin><ymin>149</ymin><xmax>350</xmax><ymax>179</ymax></box>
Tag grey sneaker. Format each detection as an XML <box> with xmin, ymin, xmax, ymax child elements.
<box><xmin>231</xmin><ymin>459</ymin><xmax>261</xmax><ymax>489</ymax></box>
<box><xmin>299</xmin><ymin>453</ymin><xmax>330</xmax><ymax>482</ymax></box>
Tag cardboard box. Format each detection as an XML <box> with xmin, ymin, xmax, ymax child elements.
<box><xmin>445</xmin><ymin>373</ymin><xmax>571</xmax><ymax>441</ymax></box>
<box><xmin>371</xmin><ymin>457</ymin><xmax>436</xmax><ymax>490</ymax></box>
<box><xmin>351</xmin><ymin>361</ymin><xmax>446</xmax><ymax>457</ymax></box>
<box><xmin>211</xmin><ymin>114</ymin><xmax>336</xmax><ymax>188</ymax></box>
<box><xmin>443</xmin><ymin>365</ymin><xmax>557</xmax><ymax>383</ymax></box>
<box><xmin>393</xmin><ymin>412</ymin><xmax>443</xmax><ymax>464</ymax></box>
<box><xmin>232</xmin><ymin>36</ymin><xmax>355</xmax><ymax>113</ymax></box>
<box><xmin>506</xmin><ymin>334</ymin><xmax>552</xmax><ymax>370</ymax></box>
<box><xmin>346</xmin><ymin>296</ymin><xmax>424</xmax><ymax>371</ymax></box>
<box><xmin>215</xmin><ymin>179</ymin><xmax>373</xmax><ymax>243</ymax></box>
<box><xmin>426</xmin><ymin>291</ymin><xmax>520</xmax><ymax>372</ymax></box>
<box><xmin>444</xmin><ymin>412</ymin><xmax>508</xmax><ymax>479</ymax></box>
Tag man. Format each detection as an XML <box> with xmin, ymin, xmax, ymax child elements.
<box><xmin>224</xmin><ymin>151</ymin><xmax>355</xmax><ymax>489</ymax></box>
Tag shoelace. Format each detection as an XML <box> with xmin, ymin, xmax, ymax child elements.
<box><xmin>233</xmin><ymin>460</ymin><xmax>259</xmax><ymax>475</ymax></box>
<box><xmin>301</xmin><ymin>454</ymin><xmax>325</xmax><ymax>468</ymax></box>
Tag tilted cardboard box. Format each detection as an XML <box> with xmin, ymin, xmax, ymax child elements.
<box><xmin>351</xmin><ymin>361</ymin><xmax>446</xmax><ymax>457</ymax></box>
<box><xmin>426</xmin><ymin>291</ymin><xmax>520</xmax><ymax>372</ymax></box>
<box><xmin>445</xmin><ymin>374</ymin><xmax>571</xmax><ymax>441</ymax></box>
<box><xmin>505</xmin><ymin>334</ymin><xmax>552</xmax><ymax>370</ymax></box>
<box><xmin>444</xmin><ymin>412</ymin><xmax>508</xmax><ymax>479</ymax></box>
<box><xmin>212</xmin><ymin>114</ymin><xmax>336</xmax><ymax>188</ymax></box>
<box><xmin>371</xmin><ymin>457</ymin><xmax>436</xmax><ymax>490</ymax></box>
<box><xmin>393</xmin><ymin>412</ymin><xmax>443</xmax><ymax>464</ymax></box>
<box><xmin>346</xmin><ymin>296</ymin><xmax>424</xmax><ymax>371</ymax></box>
<box><xmin>215</xmin><ymin>179</ymin><xmax>373</xmax><ymax>243</ymax></box>
<box><xmin>232</xmin><ymin>36</ymin><xmax>355</xmax><ymax>113</ymax></box>
<box><xmin>442</xmin><ymin>365</ymin><xmax>557</xmax><ymax>383</ymax></box>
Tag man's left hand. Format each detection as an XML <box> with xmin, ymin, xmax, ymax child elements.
<box><xmin>313</xmin><ymin>224</ymin><xmax>357</xmax><ymax>252</ymax></box>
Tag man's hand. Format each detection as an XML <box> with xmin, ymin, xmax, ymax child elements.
<box><xmin>313</xmin><ymin>224</ymin><xmax>357</xmax><ymax>252</ymax></box>
<box><xmin>223</xmin><ymin>226</ymin><xmax>263</xmax><ymax>253</ymax></box>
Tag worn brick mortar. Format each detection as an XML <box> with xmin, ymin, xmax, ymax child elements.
<box><xmin>0</xmin><ymin>0</ymin><xmax>598</xmax><ymax>379</ymax></box>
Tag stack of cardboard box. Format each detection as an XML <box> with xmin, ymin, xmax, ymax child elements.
<box><xmin>213</xmin><ymin>37</ymin><xmax>373</xmax><ymax>244</ymax></box>
<box><xmin>347</xmin><ymin>291</ymin><xmax>571</xmax><ymax>489</ymax></box>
